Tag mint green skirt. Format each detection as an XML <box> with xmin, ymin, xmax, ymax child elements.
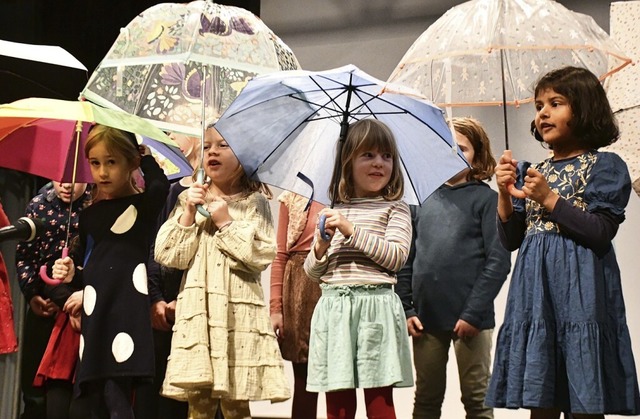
<box><xmin>306</xmin><ymin>284</ymin><xmax>414</xmax><ymax>392</ymax></box>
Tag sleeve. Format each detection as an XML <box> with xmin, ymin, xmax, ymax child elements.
<box><xmin>395</xmin><ymin>205</ymin><xmax>419</xmax><ymax>319</ymax></box>
<box><xmin>547</xmin><ymin>152</ymin><xmax>630</xmax><ymax>257</ymax></box>
<box><xmin>154</xmin><ymin>193</ymin><xmax>201</xmax><ymax>270</ymax></box>
<box><xmin>148</xmin><ymin>185</ymin><xmax>186</xmax><ymax>304</ymax></box>
<box><xmin>213</xmin><ymin>193</ymin><xmax>276</xmax><ymax>275</ymax></box>
<box><xmin>497</xmin><ymin>162</ymin><xmax>528</xmax><ymax>251</ymax></box>
<box><xmin>269</xmin><ymin>202</ymin><xmax>290</xmax><ymax>314</ymax></box>
<box><xmin>147</xmin><ymin>242</ymin><xmax>165</xmax><ymax>305</ymax></box>
<box><xmin>497</xmin><ymin>210</ymin><xmax>526</xmax><ymax>251</ymax></box>
<box><xmin>139</xmin><ymin>155</ymin><xmax>171</xmax><ymax>223</ymax></box>
<box><xmin>44</xmin><ymin>283</ymin><xmax>78</xmax><ymax>308</ymax></box>
<box><xmin>345</xmin><ymin>201</ymin><xmax>412</xmax><ymax>272</ymax></box>
<box><xmin>303</xmin><ymin>241</ymin><xmax>329</xmax><ymax>282</ymax></box>
<box><xmin>15</xmin><ymin>202</ymin><xmax>44</xmax><ymax>302</ymax></box>
<box><xmin>459</xmin><ymin>192</ymin><xmax>511</xmax><ymax>328</ymax></box>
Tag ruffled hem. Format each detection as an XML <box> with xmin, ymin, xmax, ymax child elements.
<box><xmin>162</xmin><ymin>363</ymin><xmax>290</xmax><ymax>402</ymax></box>
<box><xmin>163</xmin><ymin>249</ymin><xmax>290</xmax><ymax>403</ymax></box>
<box><xmin>487</xmin><ymin>319</ymin><xmax>640</xmax><ymax>414</ymax></box>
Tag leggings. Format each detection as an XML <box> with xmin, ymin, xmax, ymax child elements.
<box><xmin>325</xmin><ymin>386</ymin><xmax>396</xmax><ymax>419</ymax></box>
<box><xmin>70</xmin><ymin>378</ymin><xmax>134</xmax><ymax>419</ymax></box>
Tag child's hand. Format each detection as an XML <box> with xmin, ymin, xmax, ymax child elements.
<box><xmin>52</xmin><ymin>256</ymin><xmax>75</xmax><ymax>284</ymax></box>
<box><xmin>453</xmin><ymin>319</ymin><xmax>479</xmax><ymax>338</ymax></box>
<box><xmin>138</xmin><ymin>144</ymin><xmax>151</xmax><ymax>157</ymax></box>
<box><xmin>207</xmin><ymin>196</ymin><xmax>232</xmax><ymax>228</ymax></box>
<box><xmin>29</xmin><ymin>295</ymin><xmax>58</xmax><ymax>318</ymax></box>
<box><xmin>186</xmin><ymin>182</ymin><xmax>209</xmax><ymax>209</ymax></box>
<box><xmin>407</xmin><ymin>316</ymin><xmax>424</xmax><ymax>337</ymax></box>
<box><xmin>150</xmin><ymin>301</ymin><xmax>171</xmax><ymax>331</ymax></box>
<box><xmin>69</xmin><ymin>313</ymin><xmax>81</xmax><ymax>332</ymax></box>
<box><xmin>318</xmin><ymin>208</ymin><xmax>354</xmax><ymax>238</ymax></box>
<box><xmin>63</xmin><ymin>290</ymin><xmax>83</xmax><ymax>317</ymax></box>
<box><xmin>495</xmin><ymin>150</ymin><xmax>518</xmax><ymax>194</ymax></box>
<box><xmin>521</xmin><ymin>167</ymin><xmax>559</xmax><ymax>210</ymax></box>
<box><xmin>271</xmin><ymin>312</ymin><xmax>284</xmax><ymax>341</ymax></box>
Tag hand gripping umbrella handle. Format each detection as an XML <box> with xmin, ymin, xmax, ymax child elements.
<box><xmin>39</xmin><ymin>247</ymin><xmax>68</xmax><ymax>286</ymax></box>
<box><xmin>504</xmin><ymin>150</ymin><xmax>528</xmax><ymax>199</ymax></box>
<box><xmin>318</xmin><ymin>214</ymin><xmax>330</xmax><ymax>241</ymax></box>
<box><xmin>195</xmin><ymin>168</ymin><xmax>211</xmax><ymax>218</ymax></box>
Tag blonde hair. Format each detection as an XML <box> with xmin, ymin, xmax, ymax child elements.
<box><xmin>450</xmin><ymin>117</ymin><xmax>496</xmax><ymax>182</ymax></box>
<box><xmin>329</xmin><ymin>119</ymin><xmax>404</xmax><ymax>203</ymax></box>
<box><xmin>196</xmin><ymin>126</ymin><xmax>272</xmax><ymax>199</ymax></box>
<box><xmin>170</xmin><ymin>133</ymin><xmax>201</xmax><ymax>170</ymax></box>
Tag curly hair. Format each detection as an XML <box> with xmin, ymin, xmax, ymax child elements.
<box><xmin>531</xmin><ymin>66</ymin><xmax>619</xmax><ymax>149</ymax></box>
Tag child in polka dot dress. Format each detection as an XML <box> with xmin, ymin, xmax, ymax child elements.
<box><xmin>53</xmin><ymin>125</ymin><xmax>169</xmax><ymax>417</ymax></box>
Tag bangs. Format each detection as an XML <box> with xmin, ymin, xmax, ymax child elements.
<box><xmin>352</xmin><ymin>120</ymin><xmax>395</xmax><ymax>155</ymax></box>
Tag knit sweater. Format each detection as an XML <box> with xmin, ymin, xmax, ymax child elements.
<box><xmin>396</xmin><ymin>181</ymin><xmax>511</xmax><ymax>331</ymax></box>
<box><xmin>304</xmin><ymin>197</ymin><xmax>411</xmax><ymax>285</ymax></box>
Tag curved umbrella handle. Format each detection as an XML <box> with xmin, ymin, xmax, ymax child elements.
<box><xmin>195</xmin><ymin>168</ymin><xmax>211</xmax><ymax>218</ymax></box>
<box><xmin>318</xmin><ymin>214</ymin><xmax>331</xmax><ymax>241</ymax></box>
<box><xmin>504</xmin><ymin>150</ymin><xmax>527</xmax><ymax>199</ymax></box>
<box><xmin>39</xmin><ymin>247</ymin><xmax>68</xmax><ymax>286</ymax></box>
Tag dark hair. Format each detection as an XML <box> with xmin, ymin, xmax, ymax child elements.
<box><xmin>531</xmin><ymin>66</ymin><xmax>618</xmax><ymax>149</ymax></box>
<box><xmin>328</xmin><ymin>119</ymin><xmax>404</xmax><ymax>203</ymax></box>
<box><xmin>450</xmin><ymin>117</ymin><xmax>496</xmax><ymax>181</ymax></box>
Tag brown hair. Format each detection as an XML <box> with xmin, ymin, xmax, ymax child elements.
<box><xmin>85</xmin><ymin>125</ymin><xmax>140</xmax><ymax>166</ymax></box>
<box><xmin>329</xmin><ymin>119</ymin><xmax>404</xmax><ymax>203</ymax></box>
<box><xmin>84</xmin><ymin>125</ymin><xmax>141</xmax><ymax>200</ymax></box>
<box><xmin>450</xmin><ymin>117</ymin><xmax>496</xmax><ymax>181</ymax></box>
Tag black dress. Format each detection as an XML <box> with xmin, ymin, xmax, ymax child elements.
<box><xmin>72</xmin><ymin>156</ymin><xmax>169</xmax><ymax>392</ymax></box>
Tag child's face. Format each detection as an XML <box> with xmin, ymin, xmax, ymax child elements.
<box><xmin>87</xmin><ymin>141</ymin><xmax>136</xmax><ymax>199</ymax></box>
<box><xmin>447</xmin><ymin>131</ymin><xmax>473</xmax><ymax>185</ymax></box>
<box><xmin>52</xmin><ymin>181</ymin><xmax>87</xmax><ymax>204</ymax></box>
<box><xmin>351</xmin><ymin>148</ymin><xmax>393</xmax><ymax>198</ymax></box>
<box><xmin>203</xmin><ymin>128</ymin><xmax>242</xmax><ymax>193</ymax></box>
<box><xmin>534</xmin><ymin>88</ymin><xmax>574</xmax><ymax>147</ymax></box>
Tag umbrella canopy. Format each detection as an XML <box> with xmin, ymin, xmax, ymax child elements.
<box><xmin>80</xmin><ymin>0</ymin><xmax>300</xmax><ymax>137</ymax></box>
<box><xmin>141</xmin><ymin>136</ymin><xmax>193</xmax><ymax>181</ymax></box>
<box><xmin>0</xmin><ymin>39</ymin><xmax>89</xmax><ymax>102</ymax></box>
<box><xmin>387</xmin><ymin>0</ymin><xmax>631</xmax><ymax>147</ymax></box>
<box><xmin>0</xmin><ymin>97</ymin><xmax>176</xmax><ymax>183</ymax></box>
<box><xmin>604</xmin><ymin>1</ymin><xmax>640</xmax><ymax>197</ymax></box>
<box><xmin>215</xmin><ymin>64</ymin><xmax>469</xmax><ymax>206</ymax></box>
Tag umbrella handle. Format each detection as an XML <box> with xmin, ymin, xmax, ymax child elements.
<box><xmin>503</xmin><ymin>150</ymin><xmax>527</xmax><ymax>199</ymax></box>
<box><xmin>195</xmin><ymin>168</ymin><xmax>211</xmax><ymax>218</ymax></box>
<box><xmin>318</xmin><ymin>214</ymin><xmax>331</xmax><ymax>241</ymax></box>
<box><xmin>39</xmin><ymin>247</ymin><xmax>69</xmax><ymax>286</ymax></box>
<box><xmin>507</xmin><ymin>183</ymin><xmax>526</xmax><ymax>199</ymax></box>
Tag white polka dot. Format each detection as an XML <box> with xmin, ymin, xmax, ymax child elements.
<box><xmin>110</xmin><ymin>205</ymin><xmax>138</xmax><ymax>234</ymax></box>
<box><xmin>84</xmin><ymin>286</ymin><xmax>97</xmax><ymax>316</ymax></box>
<box><xmin>132</xmin><ymin>263</ymin><xmax>148</xmax><ymax>295</ymax></box>
<box><xmin>79</xmin><ymin>335</ymin><xmax>84</xmax><ymax>361</ymax></box>
<box><xmin>112</xmin><ymin>332</ymin><xmax>134</xmax><ymax>363</ymax></box>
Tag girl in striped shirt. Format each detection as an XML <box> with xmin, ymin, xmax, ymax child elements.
<box><xmin>304</xmin><ymin>118</ymin><xmax>414</xmax><ymax>419</ymax></box>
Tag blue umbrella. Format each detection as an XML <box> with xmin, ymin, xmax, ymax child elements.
<box><xmin>140</xmin><ymin>136</ymin><xmax>193</xmax><ymax>181</ymax></box>
<box><xmin>215</xmin><ymin>64</ymin><xmax>469</xmax><ymax>207</ymax></box>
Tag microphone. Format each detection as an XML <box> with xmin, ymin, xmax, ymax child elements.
<box><xmin>0</xmin><ymin>217</ymin><xmax>45</xmax><ymax>242</ymax></box>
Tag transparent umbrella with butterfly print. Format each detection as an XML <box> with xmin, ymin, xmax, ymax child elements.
<box><xmin>81</xmin><ymin>0</ymin><xmax>301</xmax><ymax>215</ymax></box>
<box><xmin>81</xmin><ymin>1</ymin><xmax>300</xmax><ymax>138</ymax></box>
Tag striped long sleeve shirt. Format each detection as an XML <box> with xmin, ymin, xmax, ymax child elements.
<box><xmin>304</xmin><ymin>197</ymin><xmax>411</xmax><ymax>285</ymax></box>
